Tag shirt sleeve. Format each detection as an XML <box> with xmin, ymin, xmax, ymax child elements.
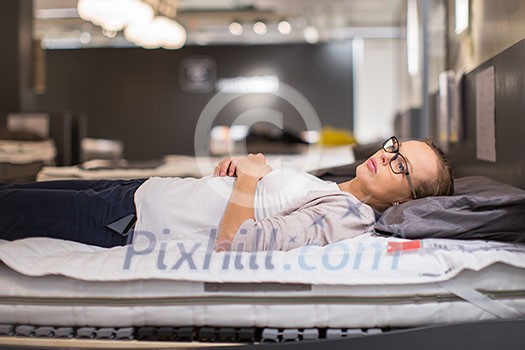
<box><xmin>230</xmin><ymin>192</ymin><xmax>375</xmax><ymax>251</ymax></box>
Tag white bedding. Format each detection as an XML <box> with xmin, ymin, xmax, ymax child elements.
<box><xmin>0</xmin><ymin>139</ymin><xmax>56</xmax><ymax>164</ymax></box>
<box><xmin>1</xmin><ymin>234</ymin><xmax>524</xmax><ymax>328</ymax></box>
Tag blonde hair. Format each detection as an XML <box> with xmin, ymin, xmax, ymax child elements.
<box><xmin>415</xmin><ymin>140</ymin><xmax>454</xmax><ymax>198</ymax></box>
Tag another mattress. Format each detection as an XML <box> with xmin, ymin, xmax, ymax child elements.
<box><xmin>0</xmin><ymin>234</ymin><xmax>524</xmax><ymax>328</ymax></box>
<box><xmin>0</xmin><ymin>139</ymin><xmax>56</xmax><ymax>164</ymax></box>
<box><xmin>36</xmin><ymin>145</ymin><xmax>355</xmax><ymax>181</ymax></box>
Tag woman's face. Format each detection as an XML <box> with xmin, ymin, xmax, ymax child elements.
<box><xmin>355</xmin><ymin>140</ymin><xmax>439</xmax><ymax>206</ymax></box>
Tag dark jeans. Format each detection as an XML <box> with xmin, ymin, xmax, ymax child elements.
<box><xmin>0</xmin><ymin>179</ymin><xmax>145</xmax><ymax>248</ymax></box>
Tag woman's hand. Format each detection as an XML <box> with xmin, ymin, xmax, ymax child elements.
<box><xmin>236</xmin><ymin>153</ymin><xmax>272</xmax><ymax>180</ymax></box>
<box><xmin>214</xmin><ymin>153</ymin><xmax>272</xmax><ymax>179</ymax></box>
<box><xmin>214</xmin><ymin>156</ymin><xmax>240</xmax><ymax>177</ymax></box>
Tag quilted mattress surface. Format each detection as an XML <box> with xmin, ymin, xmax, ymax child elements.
<box><xmin>0</xmin><ymin>234</ymin><xmax>524</xmax><ymax>328</ymax></box>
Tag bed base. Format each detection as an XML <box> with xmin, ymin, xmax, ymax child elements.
<box><xmin>1</xmin><ymin>319</ymin><xmax>524</xmax><ymax>349</ymax></box>
<box><xmin>0</xmin><ymin>324</ymin><xmax>386</xmax><ymax>343</ymax></box>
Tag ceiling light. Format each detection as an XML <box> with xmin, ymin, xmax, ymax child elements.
<box><xmin>160</xmin><ymin>18</ymin><xmax>187</xmax><ymax>49</ymax></box>
<box><xmin>77</xmin><ymin>0</ymin><xmax>154</xmax><ymax>32</ymax></box>
<box><xmin>228</xmin><ymin>21</ymin><xmax>243</xmax><ymax>36</ymax></box>
<box><xmin>124</xmin><ymin>16</ymin><xmax>186</xmax><ymax>49</ymax></box>
<box><xmin>407</xmin><ymin>0</ymin><xmax>419</xmax><ymax>76</ymax></box>
<box><xmin>102</xmin><ymin>29</ymin><xmax>117</xmax><ymax>38</ymax></box>
<box><xmin>216</xmin><ymin>75</ymin><xmax>279</xmax><ymax>94</ymax></box>
<box><xmin>455</xmin><ymin>0</ymin><xmax>469</xmax><ymax>34</ymax></box>
<box><xmin>79</xmin><ymin>31</ymin><xmax>92</xmax><ymax>44</ymax></box>
<box><xmin>303</xmin><ymin>26</ymin><xmax>319</xmax><ymax>44</ymax></box>
<box><xmin>278</xmin><ymin>20</ymin><xmax>292</xmax><ymax>35</ymax></box>
<box><xmin>253</xmin><ymin>21</ymin><xmax>267</xmax><ymax>35</ymax></box>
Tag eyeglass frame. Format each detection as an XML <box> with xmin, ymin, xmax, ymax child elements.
<box><xmin>382</xmin><ymin>136</ymin><xmax>418</xmax><ymax>199</ymax></box>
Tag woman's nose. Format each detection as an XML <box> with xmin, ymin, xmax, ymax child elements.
<box><xmin>380</xmin><ymin>153</ymin><xmax>390</xmax><ymax>166</ymax></box>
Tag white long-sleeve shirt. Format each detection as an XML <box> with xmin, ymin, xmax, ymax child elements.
<box><xmin>133</xmin><ymin>166</ymin><xmax>343</xmax><ymax>244</ymax></box>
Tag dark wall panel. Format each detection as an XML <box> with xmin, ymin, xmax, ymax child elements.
<box><xmin>33</xmin><ymin>42</ymin><xmax>353</xmax><ymax>160</ymax></box>
<box><xmin>0</xmin><ymin>0</ymin><xmax>34</xmax><ymax>112</ymax></box>
<box><xmin>448</xmin><ymin>39</ymin><xmax>525</xmax><ymax>189</ymax></box>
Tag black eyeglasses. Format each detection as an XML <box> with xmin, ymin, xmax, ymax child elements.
<box><xmin>382</xmin><ymin>136</ymin><xmax>417</xmax><ymax>199</ymax></box>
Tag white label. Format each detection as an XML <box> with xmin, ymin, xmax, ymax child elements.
<box><xmin>475</xmin><ymin>66</ymin><xmax>496</xmax><ymax>162</ymax></box>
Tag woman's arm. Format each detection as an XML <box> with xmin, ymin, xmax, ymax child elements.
<box><xmin>230</xmin><ymin>191</ymin><xmax>376</xmax><ymax>251</ymax></box>
<box><xmin>216</xmin><ymin>175</ymin><xmax>258</xmax><ymax>250</ymax></box>
<box><xmin>215</xmin><ymin>154</ymin><xmax>272</xmax><ymax>250</ymax></box>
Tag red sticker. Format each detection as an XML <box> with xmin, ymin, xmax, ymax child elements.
<box><xmin>387</xmin><ymin>240</ymin><xmax>422</xmax><ymax>253</ymax></box>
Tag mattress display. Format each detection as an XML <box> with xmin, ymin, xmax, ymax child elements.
<box><xmin>0</xmin><ymin>139</ymin><xmax>56</xmax><ymax>164</ymax></box>
<box><xmin>0</xmin><ymin>234</ymin><xmax>524</xmax><ymax>329</ymax></box>
<box><xmin>36</xmin><ymin>145</ymin><xmax>354</xmax><ymax>180</ymax></box>
<box><xmin>0</xmin><ymin>139</ymin><xmax>57</xmax><ymax>182</ymax></box>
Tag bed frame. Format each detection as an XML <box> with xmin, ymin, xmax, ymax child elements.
<box><xmin>1</xmin><ymin>32</ymin><xmax>524</xmax><ymax>350</ymax></box>
<box><xmin>0</xmin><ymin>318</ymin><xmax>524</xmax><ymax>349</ymax></box>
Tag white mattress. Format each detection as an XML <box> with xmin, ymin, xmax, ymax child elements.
<box><xmin>0</xmin><ymin>139</ymin><xmax>56</xmax><ymax>164</ymax></box>
<box><xmin>36</xmin><ymin>145</ymin><xmax>355</xmax><ymax>181</ymax></box>
<box><xmin>0</xmin><ymin>234</ymin><xmax>524</xmax><ymax>328</ymax></box>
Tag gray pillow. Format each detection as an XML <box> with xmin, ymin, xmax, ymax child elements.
<box><xmin>375</xmin><ymin>176</ymin><xmax>525</xmax><ymax>242</ymax></box>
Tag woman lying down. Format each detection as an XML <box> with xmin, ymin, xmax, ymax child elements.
<box><xmin>0</xmin><ymin>137</ymin><xmax>453</xmax><ymax>251</ymax></box>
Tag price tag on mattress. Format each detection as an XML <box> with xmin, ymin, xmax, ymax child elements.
<box><xmin>387</xmin><ymin>238</ymin><xmax>525</xmax><ymax>254</ymax></box>
<box><xmin>386</xmin><ymin>240</ymin><xmax>422</xmax><ymax>253</ymax></box>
